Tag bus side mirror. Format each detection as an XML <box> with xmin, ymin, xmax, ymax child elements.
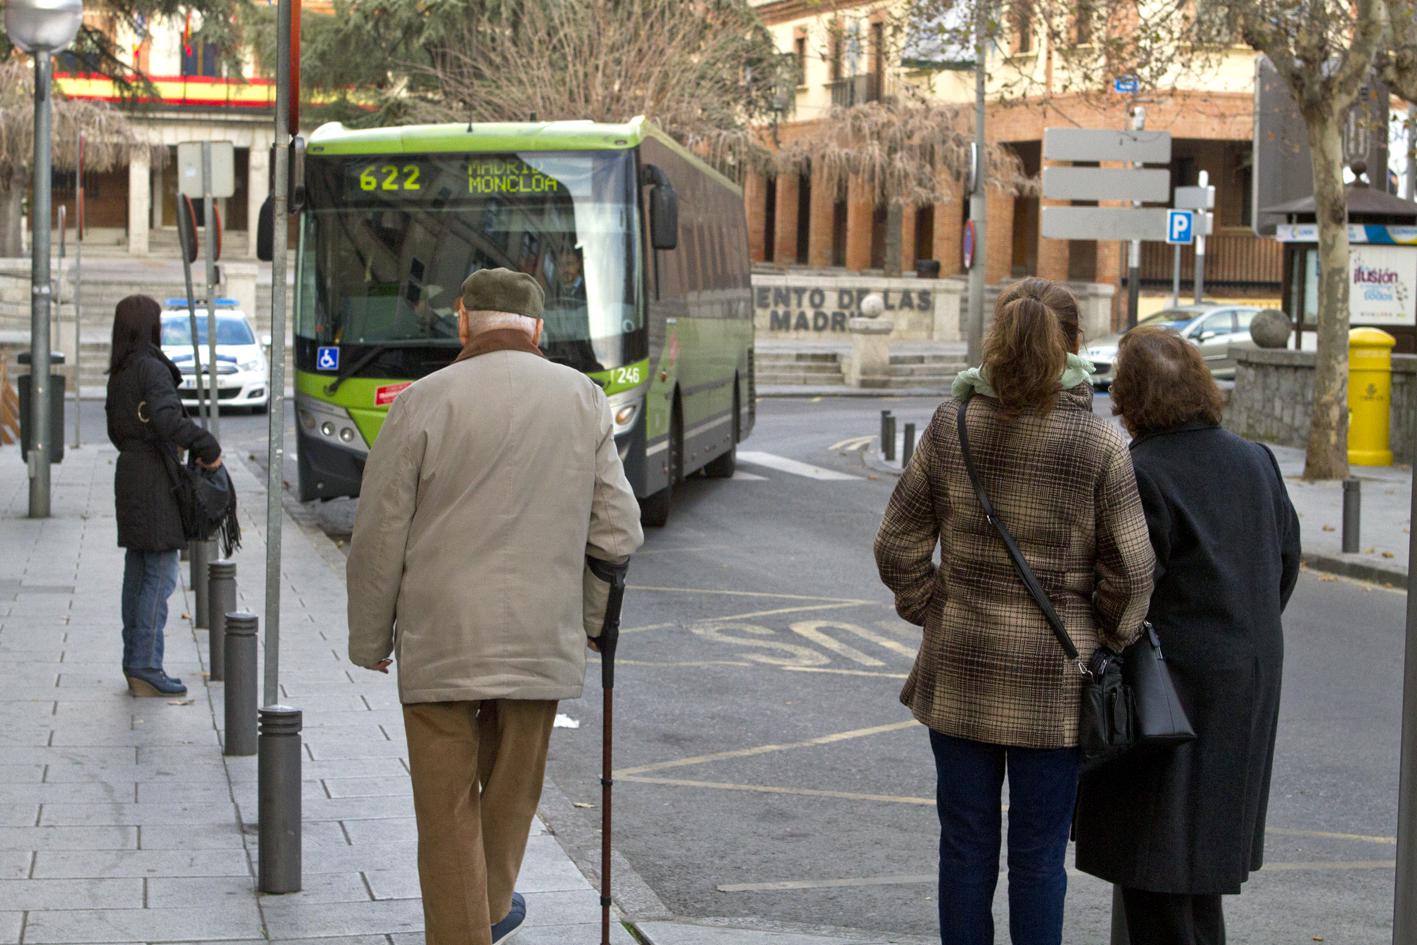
<box><xmin>650</xmin><ymin>182</ymin><xmax>678</xmax><ymax>251</ymax></box>
<box><xmin>256</xmin><ymin>197</ymin><xmax>274</xmax><ymax>262</ymax></box>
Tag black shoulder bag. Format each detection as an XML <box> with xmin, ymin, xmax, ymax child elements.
<box><xmin>955</xmin><ymin>397</ymin><xmax>1193</xmax><ymax>770</ymax></box>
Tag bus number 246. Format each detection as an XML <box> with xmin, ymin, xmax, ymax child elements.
<box><xmin>613</xmin><ymin>365</ymin><xmax>643</xmax><ymax>387</ymax></box>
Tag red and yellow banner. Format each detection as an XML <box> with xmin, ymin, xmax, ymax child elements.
<box><xmin>55</xmin><ymin>72</ymin><xmax>276</xmax><ymax>110</ymax></box>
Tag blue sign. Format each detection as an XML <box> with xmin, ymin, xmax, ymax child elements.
<box><xmin>1113</xmin><ymin>76</ymin><xmax>1139</xmax><ymax>94</ymax></box>
<box><xmin>1165</xmin><ymin>210</ymin><xmax>1195</xmax><ymax>245</ymax></box>
<box><xmin>317</xmin><ymin>346</ymin><xmax>340</xmax><ymax>371</ymax></box>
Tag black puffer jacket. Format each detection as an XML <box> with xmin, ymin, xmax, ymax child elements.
<box><xmin>106</xmin><ymin>345</ymin><xmax>221</xmax><ymax>551</ymax></box>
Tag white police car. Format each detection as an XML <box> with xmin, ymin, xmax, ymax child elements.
<box><xmin>159</xmin><ymin>299</ymin><xmax>271</xmax><ymax>414</ymax></box>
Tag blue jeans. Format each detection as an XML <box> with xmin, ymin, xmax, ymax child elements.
<box><xmin>930</xmin><ymin>729</ymin><xmax>1080</xmax><ymax>945</ymax></box>
<box><xmin>121</xmin><ymin>549</ymin><xmax>178</xmax><ymax>673</ymax></box>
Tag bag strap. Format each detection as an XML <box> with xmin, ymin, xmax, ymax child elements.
<box><xmin>955</xmin><ymin>397</ymin><xmax>1082</xmax><ymax>664</ymax></box>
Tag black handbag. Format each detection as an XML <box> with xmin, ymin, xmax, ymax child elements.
<box><xmin>143</xmin><ymin>400</ymin><xmax>242</xmax><ymax>557</ymax></box>
<box><xmin>955</xmin><ymin>398</ymin><xmax>1193</xmax><ymax>769</ymax></box>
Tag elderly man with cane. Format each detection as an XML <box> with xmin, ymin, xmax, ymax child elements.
<box><xmin>347</xmin><ymin>268</ymin><xmax>643</xmax><ymax>945</ymax></box>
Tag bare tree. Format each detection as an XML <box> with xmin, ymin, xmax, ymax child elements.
<box><xmin>775</xmin><ymin>88</ymin><xmax>1032</xmax><ymax>274</ymax></box>
<box><xmin>403</xmin><ymin>0</ymin><xmax>789</xmax><ymax>162</ymax></box>
<box><xmin>0</xmin><ymin>59</ymin><xmax>149</xmax><ymax>257</ymax></box>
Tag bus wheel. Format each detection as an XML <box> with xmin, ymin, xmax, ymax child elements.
<box><xmin>703</xmin><ymin>384</ymin><xmax>738</xmax><ymax>479</ymax></box>
<box><xmin>640</xmin><ymin>400</ymin><xmax>682</xmax><ymax>527</ymax></box>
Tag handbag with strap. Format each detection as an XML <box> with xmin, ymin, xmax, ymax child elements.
<box><xmin>954</xmin><ymin>397</ymin><xmax>1194</xmax><ymax>769</ymax></box>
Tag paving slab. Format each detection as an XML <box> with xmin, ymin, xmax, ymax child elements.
<box><xmin>21</xmin><ymin>903</ymin><xmax>263</xmax><ymax>943</ymax></box>
<box><xmin>31</xmin><ymin>850</ymin><xmax>251</xmax><ymax>879</ymax></box>
<box><xmin>0</xmin><ymin>877</ymin><xmax>141</xmax><ymax>911</ymax></box>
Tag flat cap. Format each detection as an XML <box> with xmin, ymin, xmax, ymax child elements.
<box><xmin>460</xmin><ymin>268</ymin><xmax>544</xmax><ymax>319</ymax></box>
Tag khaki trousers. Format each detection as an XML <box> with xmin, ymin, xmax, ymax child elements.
<box><xmin>403</xmin><ymin>699</ymin><xmax>558</xmax><ymax>945</ymax></box>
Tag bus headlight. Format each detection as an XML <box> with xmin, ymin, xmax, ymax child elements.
<box><xmin>339</xmin><ymin>426</ymin><xmax>355</xmax><ymax>443</ymax></box>
<box><xmin>614</xmin><ymin>404</ymin><xmax>639</xmax><ymax>428</ymax></box>
<box><xmin>298</xmin><ymin>409</ymin><xmax>316</xmax><ymax>431</ymax></box>
<box><xmin>321</xmin><ymin>421</ymin><xmax>336</xmax><ymax>437</ymax></box>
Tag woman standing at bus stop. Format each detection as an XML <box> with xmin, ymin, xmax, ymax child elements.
<box><xmin>875</xmin><ymin>278</ymin><xmax>1154</xmax><ymax>945</ymax></box>
<box><xmin>105</xmin><ymin>294</ymin><xmax>222</xmax><ymax>697</ymax></box>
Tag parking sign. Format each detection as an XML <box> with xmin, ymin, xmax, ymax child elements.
<box><xmin>1166</xmin><ymin>210</ymin><xmax>1195</xmax><ymax>245</ymax></box>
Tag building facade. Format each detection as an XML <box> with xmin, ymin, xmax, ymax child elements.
<box><xmin>745</xmin><ymin>0</ymin><xmax>1284</xmax><ymax>327</ymax></box>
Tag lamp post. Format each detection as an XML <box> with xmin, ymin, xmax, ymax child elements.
<box><xmin>5</xmin><ymin>0</ymin><xmax>84</xmax><ymax>519</ymax></box>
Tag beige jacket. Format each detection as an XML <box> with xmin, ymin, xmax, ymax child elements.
<box><xmin>346</xmin><ymin>330</ymin><xmax>644</xmax><ymax>703</ymax></box>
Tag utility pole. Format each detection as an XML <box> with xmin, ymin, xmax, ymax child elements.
<box><xmin>1126</xmin><ymin>106</ymin><xmax>1144</xmax><ymax>329</ymax></box>
<box><xmin>27</xmin><ymin>52</ymin><xmax>54</xmax><ymax>518</ymax></box>
<box><xmin>965</xmin><ymin>0</ymin><xmax>988</xmax><ymax>366</ymax></box>
<box><xmin>1396</xmin><ymin>454</ymin><xmax>1417</xmax><ymax>943</ymax></box>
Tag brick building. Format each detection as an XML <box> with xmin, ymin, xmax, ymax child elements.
<box><xmin>45</xmin><ymin>7</ymin><xmax>321</xmax><ymax>257</ymax></box>
<box><xmin>744</xmin><ymin>0</ymin><xmax>1284</xmax><ymax>321</ymax></box>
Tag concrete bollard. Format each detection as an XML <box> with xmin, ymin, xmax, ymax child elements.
<box><xmin>208</xmin><ymin>561</ymin><xmax>236</xmax><ymax>682</ymax></box>
<box><xmin>903</xmin><ymin>423</ymin><xmax>917</xmax><ymax>467</ymax></box>
<box><xmin>258</xmin><ymin>705</ymin><xmax>303</xmax><ymax>893</ymax></box>
<box><xmin>223</xmin><ymin>613</ymin><xmax>259</xmax><ymax>756</ymax></box>
<box><xmin>1343</xmin><ymin>479</ymin><xmax>1361</xmax><ymax>554</ymax></box>
<box><xmin>190</xmin><ymin>540</ymin><xmax>212</xmax><ymax>629</ymax></box>
<box><xmin>883</xmin><ymin>415</ymin><xmax>897</xmax><ymax>462</ymax></box>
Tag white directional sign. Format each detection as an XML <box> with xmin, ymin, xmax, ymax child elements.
<box><xmin>1042</xmin><ymin>128</ymin><xmax>1172</xmax><ymax>164</ymax></box>
<box><xmin>1041</xmin><ymin>206</ymin><xmax>1175</xmax><ymax>242</ymax></box>
<box><xmin>1165</xmin><ymin>210</ymin><xmax>1195</xmax><ymax>245</ymax></box>
<box><xmin>1174</xmin><ymin>185</ymin><xmax>1216</xmax><ymax>210</ymax></box>
<box><xmin>177</xmin><ymin>141</ymin><xmax>236</xmax><ymax>199</ymax></box>
<box><xmin>1042</xmin><ymin>167</ymin><xmax>1170</xmax><ymax>202</ymax></box>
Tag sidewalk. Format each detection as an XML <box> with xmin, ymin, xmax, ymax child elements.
<box><xmin>861</xmin><ymin>431</ymin><xmax>1412</xmax><ymax>586</ymax></box>
<box><xmin>0</xmin><ymin>444</ymin><xmax>918</xmax><ymax>945</ymax></box>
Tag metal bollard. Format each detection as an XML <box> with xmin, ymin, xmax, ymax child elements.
<box><xmin>208</xmin><ymin>561</ymin><xmax>236</xmax><ymax>682</ymax></box>
<box><xmin>190</xmin><ymin>539</ymin><xmax>212</xmax><ymax>629</ymax></box>
<box><xmin>223</xmin><ymin>613</ymin><xmax>259</xmax><ymax>756</ymax></box>
<box><xmin>883</xmin><ymin>414</ymin><xmax>897</xmax><ymax>462</ymax></box>
<box><xmin>1343</xmin><ymin>478</ymin><xmax>1361</xmax><ymax>554</ymax></box>
<box><xmin>903</xmin><ymin>423</ymin><xmax>917</xmax><ymax>466</ymax></box>
<box><xmin>880</xmin><ymin>410</ymin><xmax>892</xmax><ymax>452</ymax></box>
<box><xmin>258</xmin><ymin>705</ymin><xmax>303</xmax><ymax>893</ymax></box>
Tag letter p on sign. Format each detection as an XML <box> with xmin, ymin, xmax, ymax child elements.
<box><xmin>1166</xmin><ymin>210</ymin><xmax>1194</xmax><ymax>245</ymax></box>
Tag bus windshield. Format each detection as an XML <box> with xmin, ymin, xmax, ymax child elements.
<box><xmin>299</xmin><ymin>150</ymin><xmax>643</xmax><ymax>373</ymax></box>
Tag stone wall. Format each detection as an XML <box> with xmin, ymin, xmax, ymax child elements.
<box><xmin>1225</xmin><ymin>348</ymin><xmax>1417</xmax><ymax>462</ymax></box>
<box><xmin>751</xmin><ymin>270</ymin><xmax>1115</xmax><ymax>346</ymax></box>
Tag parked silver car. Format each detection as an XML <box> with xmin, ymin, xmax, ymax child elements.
<box><xmin>1083</xmin><ymin>303</ymin><xmax>1263</xmax><ymax>387</ymax></box>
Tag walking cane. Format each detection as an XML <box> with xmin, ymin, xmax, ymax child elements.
<box><xmin>588</xmin><ymin>557</ymin><xmax>628</xmax><ymax>945</ymax></box>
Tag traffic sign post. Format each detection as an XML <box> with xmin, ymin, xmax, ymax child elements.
<box><xmin>1041</xmin><ymin>118</ymin><xmax>1171</xmax><ymax>327</ymax></box>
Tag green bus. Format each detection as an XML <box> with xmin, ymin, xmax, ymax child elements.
<box><xmin>288</xmin><ymin>117</ymin><xmax>755</xmax><ymax>525</ymax></box>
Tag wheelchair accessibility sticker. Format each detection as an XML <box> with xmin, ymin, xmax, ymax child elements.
<box><xmin>317</xmin><ymin>346</ymin><xmax>340</xmax><ymax>371</ymax></box>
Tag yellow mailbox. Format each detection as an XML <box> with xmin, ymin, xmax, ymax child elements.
<box><xmin>1348</xmin><ymin>327</ymin><xmax>1397</xmax><ymax>466</ymax></box>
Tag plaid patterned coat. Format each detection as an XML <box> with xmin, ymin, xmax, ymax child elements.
<box><xmin>874</xmin><ymin>386</ymin><xmax>1155</xmax><ymax>749</ymax></box>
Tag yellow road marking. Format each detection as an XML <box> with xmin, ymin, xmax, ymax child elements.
<box><xmin>1268</xmin><ymin>826</ymin><xmax>1396</xmax><ymax>846</ymax></box>
<box><xmin>615</xmin><ymin>720</ymin><xmax>916</xmax><ymax>777</ymax></box>
<box><xmin>620</xmin><ymin>774</ymin><xmax>935</xmax><ymax>807</ymax></box>
<box><xmin>629</xmin><ymin>586</ymin><xmax>876</xmax><ymax>604</ymax></box>
<box><xmin>715</xmin><ymin>860</ymin><xmax>1397</xmax><ymax>893</ymax></box>
<box><xmin>782</xmin><ymin>666</ymin><xmax>910</xmax><ymax>680</ymax></box>
<box><xmin>621</xmin><ymin>601</ymin><xmax>874</xmax><ymax>636</ymax></box>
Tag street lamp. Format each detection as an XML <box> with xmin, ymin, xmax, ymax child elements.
<box><xmin>5</xmin><ymin>0</ymin><xmax>84</xmax><ymax>519</ymax></box>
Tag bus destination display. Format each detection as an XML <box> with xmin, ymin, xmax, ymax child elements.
<box><xmin>346</xmin><ymin>157</ymin><xmax>563</xmax><ymax>200</ymax></box>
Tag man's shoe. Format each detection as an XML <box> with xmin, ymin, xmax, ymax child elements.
<box><xmin>125</xmin><ymin>669</ymin><xmax>188</xmax><ymax>697</ymax></box>
<box><xmin>491</xmin><ymin>891</ymin><xmax>526</xmax><ymax>944</ymax></box>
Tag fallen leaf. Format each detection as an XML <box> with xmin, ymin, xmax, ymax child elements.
<box><xmin>1364</xmin><ymin>547</ymin><xmax>1377</xmax><ymax>554</ymax></box>
<box><xmin>167</xmin><ymin>699</ymin><xmax>195</xmax><ymax>706</ymax></box>
<box><xmin>1322</xmin><ymin>524</ymin><xmax>1335</xmax><ymax>532</ymax></box>
<box><xmin>867</xmin><ymin>474</ymin><xmax>879</xmax><ymax>480</ymax></box>
<box><xmin>573</xmin><ymin>802</ymin><xmax>593</xmax><ymax>809</ymax></box>
<box><xmin>181</xmin><ymin>613</ymin><xmax>191</xmax><ymax>620</ymax></box>
<box><xmin>1382</xmin><ymin>551</ymin><xmax>1395</xmax><ymax>559</ymax></box>
<box><xmin>1314</xmin><ymin>937</ymin><xmax>1326</xmax><ymax>942</ymax></box>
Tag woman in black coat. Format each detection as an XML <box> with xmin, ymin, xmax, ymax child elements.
<box><xmin>105</xmin><ymin>295</ymin><xmax>222</xmax><ymax>697</ymax></box>
<box><xmin>1074</xmin><ymin>328</ymin><xmax>1301</xmax><ymax>944</ymax></box>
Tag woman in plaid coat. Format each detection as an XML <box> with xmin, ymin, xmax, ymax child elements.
<box><xmin>874</xmin><ymin>278</ymin><xmax>1155</xmax><ymax>945</ymax></box>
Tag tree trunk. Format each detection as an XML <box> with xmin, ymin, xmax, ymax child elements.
<box><xmin>1302</xmin><ymin>114</ymin><xmax>1351</xmax><ymax>480</ymax></box>
<box><xmin>0</xmin><ymin>171</ymin><xmax>25</xmax><ymax>259</ymax></box>
<box><xmin>884</xmin><ymin>201</ymin><xmax>903</xmax><ymax>276</ymax></box>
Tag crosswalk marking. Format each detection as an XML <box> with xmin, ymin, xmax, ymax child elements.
<box><xmin>736</xmin><ymin>451</ymin><xmax>863</xmax><ymax>482</ymax></box>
